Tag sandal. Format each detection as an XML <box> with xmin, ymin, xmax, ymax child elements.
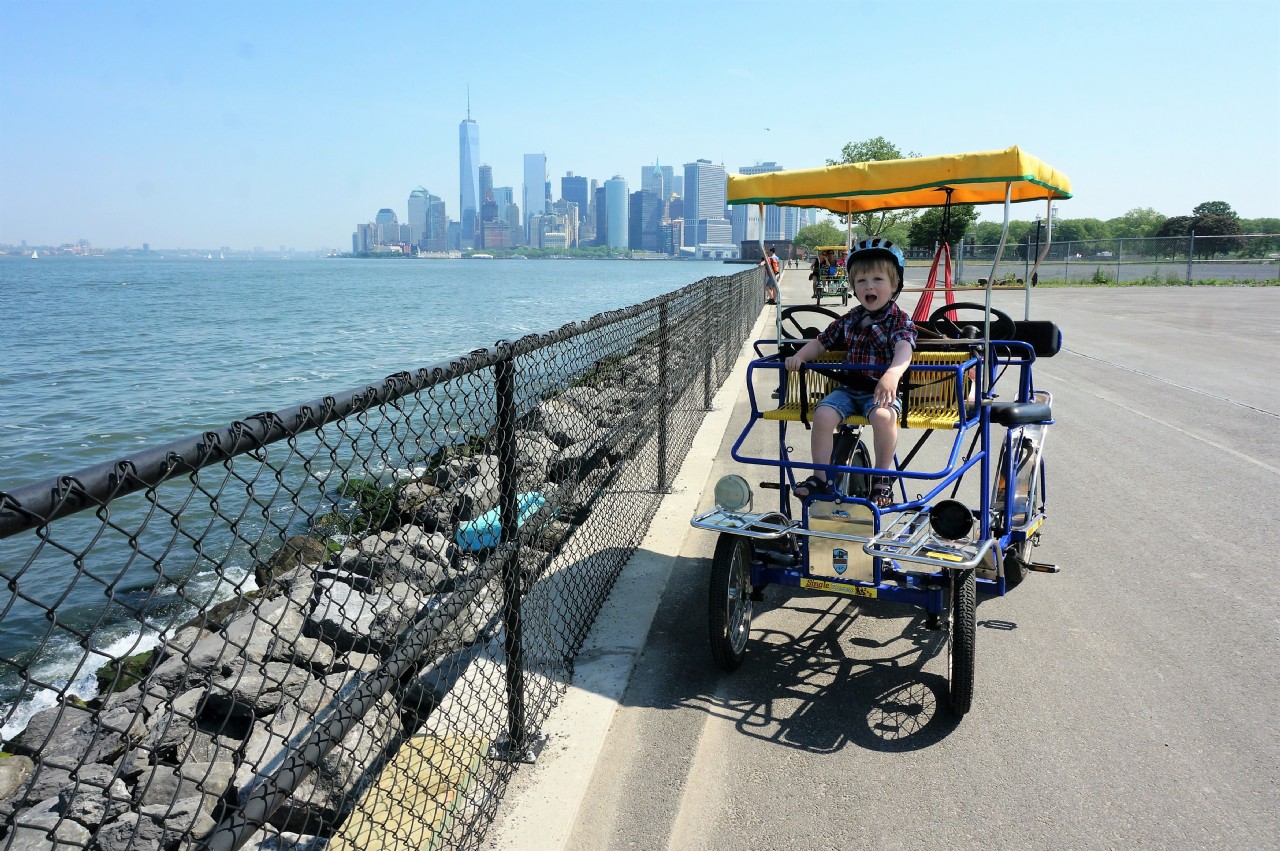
<box><xmin>869</xmin><ymin>476</ymin><xmax>896</xmax><ymax>509</ymax></box>
<box><xmin>794</xmin><ymin>475</ymin><xmax>832</xmax><ymax>499</ymax></box>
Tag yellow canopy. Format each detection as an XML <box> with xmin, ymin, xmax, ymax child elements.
<box><xmin>727</xmin><ymin>146</ymin><xmax>1071</xmax><ymax>213</ymax></box>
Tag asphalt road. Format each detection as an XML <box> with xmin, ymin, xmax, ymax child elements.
<box><xmin>494</xmin><ymin>275</ymin><xmax>1280</xmax><ymax>851</ymax></box>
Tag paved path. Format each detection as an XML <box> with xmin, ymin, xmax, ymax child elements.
<box><xmin>487</xmin><ymin>271</ymin><xmax>1280</xmax><ymax>850</ymax></box>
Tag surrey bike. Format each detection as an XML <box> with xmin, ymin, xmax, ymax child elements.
<box><xmin>691</xmin><ymin>147</ymin><xmax>1071</xmax><ymax>715</ymax></box>
<box><xmin>810</xmin><ymin>245</ymin><xmax>848</xmax><ymax>306</ymax></box>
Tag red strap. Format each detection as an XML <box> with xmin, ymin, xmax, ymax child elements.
<box><xmin>910</xmin><ymin>242</ymin><xmax>956</xmax><ymax>323</ymax></box>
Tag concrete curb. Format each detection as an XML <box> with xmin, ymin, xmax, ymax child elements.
<box><xmin>482</xmin><ymin>303</ymin><xmax>771</xmax><ymax>851</ymax></box>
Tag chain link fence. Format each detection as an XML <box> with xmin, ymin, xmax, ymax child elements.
<box><xmin>0</xmin><ymin>268</ymin><xmax>762</xmax><ymax>850</ymax></box>
<box><xmin>951</xmin><ymin>233</ymin><xmax>1279</xmax><ymax>286</ymax></box>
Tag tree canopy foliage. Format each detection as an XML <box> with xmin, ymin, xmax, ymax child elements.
<box><xmin>907</xmin><ymin>204</ymin><xmax>979</xmax><ymax>249</ymax></box>
<box><xmin>827</xmin><ymin>136</ymin><xmax>920</xmax><ymax>238</ymax></box>
<box><xmin>793</xmin><ymin>221</ymin><xmax>846</xmax><ymax>252</ymax></box>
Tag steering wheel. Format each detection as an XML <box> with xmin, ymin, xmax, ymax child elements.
<box><xmin>928</xmin><ymin>302</ymin><xmax>1016</xmax><ymax>341</ymax></box>
<box><xmin>779</xmin><ymin>305</ymin><xmax>841</xmax><ymax>341</ymax></box>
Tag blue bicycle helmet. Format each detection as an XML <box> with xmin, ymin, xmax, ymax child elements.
<box><xmin>847</xmin><ymin>237</ymin><xmax>906</xmax><ymax>297</ymax></box>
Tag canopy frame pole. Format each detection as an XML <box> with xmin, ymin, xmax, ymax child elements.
<box><xmin>1026</xmin><ymin>196</ymin><xmax>1056</xmax><ymax>319</ymax></box>
<box><xmin>983</xmin><ymin>182</ymin><xmax>1013</xmax><ymax>403</ymax></box>
<box><xmin>761</xmin><ymin>203</ymin><xmax>782</xmax><ymax>342</ymax></box>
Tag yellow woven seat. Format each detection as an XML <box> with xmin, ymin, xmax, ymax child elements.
<box><xmin>762</xmin><ymin>349</ymin><xmax>971</xmax><ymax>429</ymax></box>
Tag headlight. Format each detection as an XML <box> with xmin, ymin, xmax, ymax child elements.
<box><xmin>929</xmin><ymin>499</ymin><xmax>973</xmax><ymax>540</ymax></box>
<box><xmin>714</xmin><ymin>474</ymin><xmax>753</xmax><ymax>512</ymax></box>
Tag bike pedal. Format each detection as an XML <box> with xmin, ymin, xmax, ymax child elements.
<box><xmin>1025</xmin><ymin>561</ymin><xmax>1060</xmax><ymax>573</ymax></box>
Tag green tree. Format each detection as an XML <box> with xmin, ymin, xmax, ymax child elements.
<box><xmin>907</xmin><ymin>204</ymin><xmax>979</xmax><ymax>250</ymax></box>
<box><xmin>973</xmin><ymin>221</ymin><xmax>1006</xmax><ymax>246</ymax></box>
<box><xmin>1240</xmin><ymin>218</ymin><xmax>1280</xmax><ymax>256</ymax></box>
<box><xmin>1192</xmin><ymin>201</ymin><xmax>1237</xmax><ymax>219</ymax></box>
<box><xmin>1191</xmin><ymin>214</ymin><xmax>1244</xmax><ymax>257</ymax></box>
<box><xmin>793</xmin><ymin>221</ymin><xmax>846</xmax><ymax>253</ymax></box>
<box><xmin>1156</xmin><ymin>215</ymin><xmax>1194</xmax><ymax>238</ymax></box>
<box><xmin>1107</xmin><ymin>207</ymin><xmax>1167</xmax><ymax>239</ymax></box>
<box><xmin>827</xmin><ymin>136</ymin><xmax>920</xmax><ymax>238</ymax></box>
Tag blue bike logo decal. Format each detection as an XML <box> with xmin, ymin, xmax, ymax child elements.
<box><xmin>833</xmin><ymin>548</ymin><xmax>848</xmax><ymax>575</ymax></box>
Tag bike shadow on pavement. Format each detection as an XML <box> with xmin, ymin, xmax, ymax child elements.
<box><xmin>625</xmin><ymin>568</ymin><xmax>968</xmax><ymax>754</ymax></box>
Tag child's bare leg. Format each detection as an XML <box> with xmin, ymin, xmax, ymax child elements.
<box><xmin>867</xmin><ymin>406</ymin><xmax>899</xmax><ymax>506</ymax></box>
<box><xmin>809</xmin><ymin>406</ymin><xmax>841</xmax><ymax>482</ymax></box>
<box><xmin>868</xmin><ymin>405</ymin><xmax>899</xmax><ymax>470</ymax></box>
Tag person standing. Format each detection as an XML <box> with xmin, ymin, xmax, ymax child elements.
<box><xmin>759</xmin><ymin>246</ymin><xmax>781</xmax><ymax>305</ymax></box>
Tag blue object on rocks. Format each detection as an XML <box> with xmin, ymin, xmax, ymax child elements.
<box><xmin>456</xmin><ymin>492</ymin><xmax>546</xmax><ymax>551</ymax></box>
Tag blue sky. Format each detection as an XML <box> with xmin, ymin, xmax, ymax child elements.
<box><xmin>2</xmin><ymin>0</ymin><xmax>1277</xmax><ymax>250</ymax></box>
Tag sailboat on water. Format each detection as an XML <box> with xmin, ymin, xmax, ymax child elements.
<box><xmin>30</xmin><ymin>250</ymin><xmax>38</xmax><ymax>259</ymax></box>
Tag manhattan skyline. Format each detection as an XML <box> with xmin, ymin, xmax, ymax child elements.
<box><xmin>2</xmin><ymin>0</ymin><xmax>1277</xmax><ymax>251</ymax></box>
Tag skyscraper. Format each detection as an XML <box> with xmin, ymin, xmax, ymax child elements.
<box><xmin>562</xmin><ymin>172</ymin><xmax>589</xmax><ymax>218</ymax></box>
<box><xmin>604</xmin><ymin>176</ymin><xmax>629</xmax><ymax>250</ymax></box>
<box><xmin>458</xmin><ymin>98</ymin><xmax>480</xmax><ymax>250</ymax></box>
<box><xmin>523</xmin><ymin>153</ymin><xmax>547</xmax><ymax>243</ymax></box>
<box><xmin>408</xmin><ymin>188</ymin><xmax>431</xmax><ymax>247</ymax></box>
<box><xmin>409</xmin><ymin>188</ymin><xmax>440</xmax><ymax>246</ymax></box>
<box><xmin>682</xmin><ymin>159</ymin><xmax>730</xmax><ymax>248</ymax></box>
<box><xmin>375</xmin><ymin>208</ymin><xmax>399</xmax><ymax>245</ymax></box>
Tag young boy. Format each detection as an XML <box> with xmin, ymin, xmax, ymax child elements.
<box><xmin>784</xmin><ymin>238</ymin><xmax>915</xmax><ymax>508</ymax></box>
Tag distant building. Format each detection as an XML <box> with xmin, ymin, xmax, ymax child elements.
<box><xmin>562</xmin><ymin>172</ymin><xmax>589</xmax><ymax>222</ymax></box>
<box><xmin>593</xmin><ymin>185</ymin><xmax>608</xmax><ymax>247</ymax></box>
<box><xmin>523</xmin><ymin>153</ymin><xmax>547</xmax><ymax>242</ymax></box>
<box><xmin>661</xmin><ymin>220</ymin><xmax>683</xmax><ymax>256</ymax></box>
<box><xmin>683</xmin><ymin>159</ymin><xmax>730</xmax><ymax>250</ymax></box>
<box><xmin>550</xmin><ymin>199</ymin><xmax>580</xmax><ymax>247</ymax></box>
<box><xmin>426</xmin><ymin>201</ymin><xmax>449</xmax><ymax>252</ymax></box>
<box><xmin>375</xmin><ymin>208</ymin><xmax>399</xmax><ymax>245</ymax></box>
<box><xmin>408</xmin><ymin>187</ymin><xmax>433</xmax><ymax>247</ymax></box>
<box><xmin>604</xmin><ymin>176</ymin><xmax>629</xmax><ymax>249</ymax></box>
<box><xmin>737</xmin><ymin>162</ymin><xmax>801</xmax><ymax>241</ymax></box>
<box><xmin>459</xmin><ymin>106</ymin><xmax>480</xmax><ymax>249</ymax></box>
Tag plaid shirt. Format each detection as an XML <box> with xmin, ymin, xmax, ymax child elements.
<box><xmin>816</xmin><ymin>303</ymin><xmax>917</xmax><ymax>383</ymax></box>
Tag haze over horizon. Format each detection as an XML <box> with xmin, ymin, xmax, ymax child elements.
<box><xmin>2</xmin><ymin>0</ymin><xmax>1277</xmax><ymax>251</ymax></box>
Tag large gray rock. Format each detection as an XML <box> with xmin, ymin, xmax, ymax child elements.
<box><xmin>305</xmin><ymin>577</ymin><xmax>430</xmax><ymax>655</ymax></box>
<box><xmin>134</xmin><ymin>760</ymin><xmax>232</xmax><ymax>809</ymax></box>
<box><xmin>5</xmin><ymin>702</ymin><xmax>143</xmax><ymax>771</ymax></box>
<box><xmin>240</xmin><ymin>826</ymin><xmax>328</xmax><ymax>850</ymax></box>
<box><xmin>147</xmin><ymin>627</ymin><xmax>235</xmax><ymax>696</ymax></box>
<box><xmin>235</xmin><ymin>691</ymin><xmax>400</xmax><ymax>833</ymax></box>
<box><xmin>219</xmin><ymin>595</ymin><xmax>305</xmax><ymax>665</ymax></box>
<box><xmin>549</xmin><ymin>433</ymin><xmax>610</xmax><ymax>484</ymax></box>
<box><xmin>200</xmin><ymin>661</ymin><xmax>316</xmax><ymax>720</ymax></box>
<box><xmin>513</xmin><ymin>430</ymin><xmax>558</xmax><ymax>488</ymax></box>
<box><xmin>532</xmin><ymin>398</ymin><xmax>597</xmax><ymax>448</ymax></box>
<box><xmin>59</xmin><ymin>776</ymin><xmax>131</xmax><ymax>828</ymax></box>
<box><xmin>331</xmin><ymin>524</ymin><xmax>453</xmax><ymax>586</ymax></box>
<box><xmin>92</xmin><ymin>812</ymin><xmax>166</xmax><ymax>851</ymax></box>
<box><xmin>395</xmin><ymin>479</ymin><xmax>442</xmax><ymax>515</ymax></box>
<box><xmin>8</xmin><ymin>797</ymin><xmax>94</xmax><ymax>847</ymax></box>
<box><xmin>256</xmin><ymin>535</ymin><xmax>330</xmax><ymax>590</ymax></box>
<box><xmin>0</xmin><ymin>753</ymin><xmax>34</xmax><ymax>802</ymax></box>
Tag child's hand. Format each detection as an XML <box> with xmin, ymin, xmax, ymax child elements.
<box><xmin>785</xmin><ymin>355</ymin><xmax>804</xmax><ymax>372</ymax></box>
<box><xmin>874</xmin><ymin>372</ymin><xmax>900</xmax><ymax>408</ymax></box>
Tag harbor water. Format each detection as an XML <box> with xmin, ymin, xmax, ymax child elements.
<box><xmin>0</xmin><ymin>254</ymin><xmax>728</xmax><ymax>735</ymax></box>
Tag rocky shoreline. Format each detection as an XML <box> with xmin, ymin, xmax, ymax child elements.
<box><xmin>0</xmin><ymin>334</ymin><xmax>676</xmax><ymax>849</ymax></box>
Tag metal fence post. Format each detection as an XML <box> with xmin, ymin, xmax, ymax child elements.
<box><xmin>1186</xmin><ymin>231</ymin><xmax>1195</xmax><ymax>286</ymax></box>
<box><xmin>657</xmin><ymin>301</ymin><xmax>670</xmax><ymax>492</ymax></box>
<box><xmin>490</xmin><ymin>350</ymin><xmax>541</xmax><ymax>763</ymax></box>
<box><xmin>703</xmin><ymin>280</ymin><xmax>713</xmax><ymax>410</ymax></box>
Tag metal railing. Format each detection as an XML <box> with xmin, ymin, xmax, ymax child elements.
<box><xmin>0</xmin><ymin>268</ymin><xmax>762</xmax><ymax>849</ymax></box>
<box><xmin>951</xmin><ymin>233</ymin><xmax>1280</xmax><ymax>286</ymax></box>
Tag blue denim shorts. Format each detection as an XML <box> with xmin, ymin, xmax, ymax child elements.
<box><xmin>815</xmin><ymin>385</ymin><xmax>902</xmax><ymax>419</ymax></box>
